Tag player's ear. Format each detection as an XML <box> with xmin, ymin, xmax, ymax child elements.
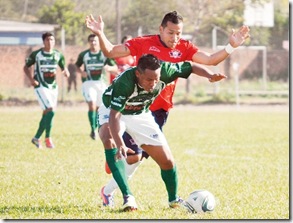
<box><xmin>135</xmin><ymin>69</ymin><xmax>141</xmax><ymax>78</ymax></box>
<box><xmin>159</xmin><ymin>25</ymin><xmax>164</xmax><ymax>34</ymax></box>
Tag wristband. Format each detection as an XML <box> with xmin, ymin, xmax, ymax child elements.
<box><xmin>225</xmin><ymin>43</ymin><xmax>236</xmax><ymax>54</ymax></box>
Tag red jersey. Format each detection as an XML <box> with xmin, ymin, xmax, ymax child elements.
<box><xmin>110</xmin><ymin>55</ymin><xmax>136</xmax><ymax>83</ymax></box>
<box><xmin>125</xmin><ymin>35</ymin><xmax>198</xmax><ymax>112</ymax></box>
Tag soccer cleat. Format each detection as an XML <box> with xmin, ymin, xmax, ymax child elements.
<box><xmin>31</xmin><ymin>137</ymin><xmax>42</xmax><ymax>149</ymax></box>
<box><xmin>90</xmin><ymin>130</ymin><xmax>96</xmax><ymax>140</ymax></box>
<box><xmin>105</xmin><ymin>161</ymin><xmax>112</xmax><ymax>174</ymax></box>
<box><xmin>100</xmin><ymin>186</ymin><xmax>114</xmax><ymax>208</ymax></box>
<box><xmin>169</xmin><ymin>197</ymin><xmax>189</xmax><ymax>211</ymax></box>
<box><xmin>122</xmin><ymin>195</ymin><xmax>137</xmax><ymax>212</ymax></box>
<box><xmin>45</xmin><ymin>137</ymin><xmax>55</xmax><ymax>149</ymax></box>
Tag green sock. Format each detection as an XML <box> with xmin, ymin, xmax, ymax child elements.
<box><xmin>45</xmin><ymin>111</ymin><xmax>55</xmax><ymax>138</ymax></box>
<box><xmin>35</xmin><ymin>115</ymin><xmax>46</xmax><ymax>139</ymax></box>
<box><xmin>161</xmin><ymin>165</ymin><xmax>178</xmax><ymax>202</ymax></box>
<box><xmin>105</xmin><ymin>148</ymin><xmax>132</xmax><ymax>196</ymax></box>
<box><xmin>88</xmin><ymin>110</ymin><xmax>96</xmax><ymax>131</ymax></box>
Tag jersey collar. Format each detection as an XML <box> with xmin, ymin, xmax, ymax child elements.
<box><xmin>158</xmin><ymin>35</ymin><xmax>169</xmax><ymax>48</ymax></box>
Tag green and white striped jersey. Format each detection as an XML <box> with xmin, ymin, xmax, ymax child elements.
<box><xmin>102</xmin><ymin>61</ymin><xmax>192</xmax><ymax>115</ymax></box>
<box><xmin>75</xmin><ymin>49</ymin><xmax>116</xmax><ymax>82</ymax></box>
<box><xmin>25</xmin><ymin>48</ymin><xmax>66</xmax><ymax>89</ymax></box>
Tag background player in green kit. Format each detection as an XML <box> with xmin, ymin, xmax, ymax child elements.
<box><xmin>75</xmin><ymin>34</ymin><xmax>117</xmax><ymax>140</ymax></box>
<box><xmin>97</xmin><ymin>54</ymin><xmax>226</xmax><ymax>211</ymax></box>
<box><xmin>23</xmin><ymin>32</ymin><xmax>70</xmax><ymax>149</ymax></box>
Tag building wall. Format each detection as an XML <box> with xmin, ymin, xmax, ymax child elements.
<box><xmin>0</xmin><ymin>45</ymin><xmax>289</xmax><ymax>90</ymax></box>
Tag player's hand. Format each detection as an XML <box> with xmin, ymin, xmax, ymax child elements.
<box><xmin>209</xmin><ymin>73</ymin><xmax>227</xmax><ymax>82</ymax></box>
<box><xmin>115</xmin><ymin>146</ymin><xmax>135</xmax><ymax>160</ymax></box>
<box><xmin>229</xmin><ymin>25</ymin><xmax>250</xmax><ymax>48</ymax></box>
<box><xmin>63</xmin><ymin>69</ymin><xmax>70</xmax><ymax>78</ymax></box>
<box><xmin>81</xmin><ymin>71</ymin><xmax>87</xmax><ymax>78</ymax></box>
<box><xmin>31</xmin><ymin>80</ymin><xmax>39</xmax><ymax>87</ymax></box>
<box><xmin>85</xmin><ymin>14</ymin><xmax>104</xmax><ymax>35</ymax></box>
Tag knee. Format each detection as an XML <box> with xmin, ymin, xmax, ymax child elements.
<box><xmin>165</xmin><ymin>159</ymin><xmax>175</xmax><ymax>169</ymax></box>
<box><xmin>99</xmin><ymin>127</ymin><xmax>116</xmax><ymax>148</ymax></box>
<box><xmin>100</xmin><ymin>135</ymin><xmax>116</xmax><ymax>148</ymax></box>
<box><xmin>159</xmin><ymin>157</ymin><xmax>175</xmax><ymax>170</ymax></box>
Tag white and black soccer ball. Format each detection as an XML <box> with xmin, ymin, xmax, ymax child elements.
<box><xmin>185</xmin><ymin>190</ymin><xmax>216</xmax><ymax>213</ymax></box>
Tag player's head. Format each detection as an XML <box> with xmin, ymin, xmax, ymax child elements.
<box><xmin>159</xmin><ymin>11</ymin><xmax>183</xmax><ymax>49</ymax></box>
<box><xmin>121</xmin><ymin>35</ymin><xmax>132</xmax><ymax>44</ymax></box>
<box><xmin>88</xmin><ymin>34</ymin><xmax>99</xmax><ymax>50</ymax></box>
<box><xmin>88</xmin><ymin>34</ymin><xmax>96</xmax><ymax>42</ymax></box>
<box><xmin>136</xmin><ymin>54</ymin><xmax>161</xmax><ymax>92</ymax></box>
<box><xmin>42</xmin><ymin>32</ymin><xmax>54</xmax><ymax>41</ymax></box>
<box><xmin>42</xmin><ymin>32</ymin><xmax>55</xmax><ymax>50</ymax></box>
<box><xmin>161</xmin><ymin>11</ymin><xmax>183</xmax><ymax>27</ymax></box>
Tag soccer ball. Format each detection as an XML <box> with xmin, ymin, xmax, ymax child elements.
<box><xmin>185</xmin><ymin>190</ymin><xmax>216</xmax><ymax>213</ymax></box>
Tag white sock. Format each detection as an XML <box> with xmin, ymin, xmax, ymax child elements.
<box><xmin>103</xmin><ymin>159</ymin><xmax>143</xmax><ymax>195</ymax></box>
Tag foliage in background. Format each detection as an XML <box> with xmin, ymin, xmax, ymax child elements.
<box><xmin>37</xmin><ymin>0</ymin><xmax>87</xmax><ymax>46</ymax></box>
<box><xmin>0</xmin><ymin>0</ymin><xmax>289</xmax><ymax>48</ymax></box>
<box><xmin>121</xmin><ymin>0</ymin><xmax>178</xmax><ymax>36</ymax></box>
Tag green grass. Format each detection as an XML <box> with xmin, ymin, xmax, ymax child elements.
<box><xmin>0</xmin><ymin>105</ymin><xmax>289</xmax><ymax>220</ymax></box>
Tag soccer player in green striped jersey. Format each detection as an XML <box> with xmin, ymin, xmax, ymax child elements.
<box><xmin>23</xmin><ymin>32</ymin><xmax>70</xmax><ymax>149</ymax></box>
<box><xmin>75</xmin><ymin>34</ymin><xmax>117</xmax><ymax>140</ymax></box>
<box><xmin>98</xmin><ymin>54</ymin><xmax>226</xmax><ymax>211</ymax></box>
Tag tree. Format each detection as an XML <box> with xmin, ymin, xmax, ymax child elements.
<box><xmin>121</xmin><ymin>0</ymin><xmax>178</xmax><ymax>37</ymax></box>
<box><xmin>38</xmin><ymin>0</ymin><xmax>87</xmax><ymax>45</ymax></box>
<box><xmin>269</xmin><ymin>0</ymin><xmax>289</xmax><ymax>49</ymax></box>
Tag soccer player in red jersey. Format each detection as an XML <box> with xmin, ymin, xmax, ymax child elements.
<box><xmin>86</xmin><ymin>11</ymin><xmax>250</xmax><ymax>208</ymax></box>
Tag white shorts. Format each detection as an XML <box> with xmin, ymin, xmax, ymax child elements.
<box><xmin>82</xmin><ymin>80</ymin><xmax>107</xmax><ymax>107</ymax></box>
<box><xmin>34</xmin><ymin>85</ymin><xmax>58</xmax><ymax>110</ymax></box>
<box><xmin>98</xmin><ymin>104</ymin><xmax>168</xmax><ymax>147</ymax></box>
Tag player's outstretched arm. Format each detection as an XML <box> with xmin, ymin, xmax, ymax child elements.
<box><xmin>85</xmin><ymin>14</ymin><xmax>130</xmax><ymax>58</ymax></box>
<box><xmin>190</xmin><ymin>62</ymin><xmax>227</xmax><ymax>83</ymax></box>
<box><xmin>192</xmin><ymin>25</ymin><xmax>250</xmax><ymax>66</ymax></box>
<box><xmin>229</xmin><ymin>25</ymin><xmax>250</xmax><ymax>48</ymax></box>
<box><xmin>85</xmin><ymin>14</ymin><xmax>103</xmax><ymax>36</ymax></box>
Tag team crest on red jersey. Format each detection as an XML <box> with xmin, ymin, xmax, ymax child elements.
<box><xmin>169</xmin><ymin>49</ymin><xmax>182</xmax><ymax>58</ymax></box>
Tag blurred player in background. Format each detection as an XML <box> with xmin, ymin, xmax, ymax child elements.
<box><xmin>67</xmin><ymin>58</ymin><xmax>77</xmax><ymax>93</ymax></box>
<box><xmin>23</xmin><ymin>32</ymin><xmax>70</xmax><ymax>149</ymax></box>
<box><xmin>75</xmin><ymin>34</ymin><xmax>117</xmax><ymax>140</ymax></box>
<box><xmin>109</xmin><ymin>35</ymin><xmax>136</xmax><ymax>83</ymax></box>
<box><xmin>86</xmin><ymin>10</ymin><xmax>250</xmax><ymax>207</ymax></box>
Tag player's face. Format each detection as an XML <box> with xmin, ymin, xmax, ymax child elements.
<box><xmin>43</xmin><ymin>36</ymin><xmax>55</xmax><ymax>51</ymax></box>
<box><xmin>159</xmin><ymin>21</ymin><xmax>183</xmax><ymax>49</ymax></box>
<box><xmin>89</xmin><ymin>36</ymin><xmax>100</xmax><ymax>51</ymax></box>
<box><xmin>135</xmin><ymin>68</ymin><xmax>161</xmax><ymax>92</ymax></box>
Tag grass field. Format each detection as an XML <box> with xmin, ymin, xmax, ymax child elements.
<box><xmin>0</xmin><ymin>104</ymin><xmax>289</xmax><ymax>220</ymax></box>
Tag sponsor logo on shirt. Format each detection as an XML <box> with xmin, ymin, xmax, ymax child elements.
<box><xmin>111</xmin><ymin>101</ymin><xmax>122</xmax><ymax>108</ymax></box>
<box><xmin>124</xmin><ymin>104</ymin><xmax>144</xmax><ymax>111</ymax></box>
<box><xmin>150</xmin><ymin>134</ymin><xmax>159</xmax><ymax>139</ymax></box>
<box><xmin>114</xmin><ymin>96</ymin><xmax>126</xmax><ymax>102</ymax></box>
<box><xmin>169</xmin><ymin>49</ymin><xmax>182</xmax><ymax>58</ymax></box>
<box><xmin>149</xmin><ymin>46</ymin><xmax>160</xmax><ymax>52</ymax></box>
<box><xmin>103</xmin><ymin>114</ymin><xmax>109</xmax><ymax>119</ymax></box>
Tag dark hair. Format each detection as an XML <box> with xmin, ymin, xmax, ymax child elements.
<box><xmin>161</xmin><ymin>11</ymin><xmax>183</xmax><ymax>28</ymax></box>
<box><xmin>137</xmin><ymin>54</ymin><xmax>161</xmax><ymax>74</ymax></box>
<box><xmin>121</xmin><ymin>35</ymin><xmax>132</xmax><ymax>44</ymax></box>
<box><xmin>42</xmin><ymin>32</ymin><xmax>54</xmax><ymax>41</ymax></box>
<box><xmin>88</xmin><ymin>34</ymin><xmax>96</xmax><ymax>41</ymax></box>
